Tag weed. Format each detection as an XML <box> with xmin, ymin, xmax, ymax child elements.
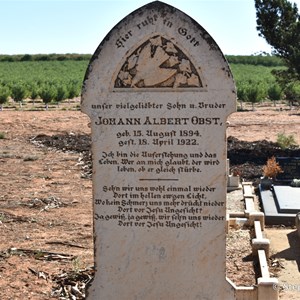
<box><xmin>0</xmin><ymin>213</ymin><xmax>6</xmax><ymax>222</ymax></box>
<box><xmin>0</xmin><ymin>132</ymin><xmax>5</xmax><ymax>139</ymax></box>
<box><xmin>263</xmin><ymin>156</ymin><xmax>283</xmax><ymax>179</ymax></box>
<box><xmin>0</xmin><ymin>152</ymin><xmax>14</xmax><ymax>159</ymax></box>
<box><xmin>23</xmin><ymin>155</ymin><xmax>39</xmax><ymax>162</ymax></box>
<box><xmin>277</xmin><ymin>132</ymin><xmax>298</xmax><ymax>149</ymax></box>
<box><xmin>72</xmin><ymin>257</ymin><xmax>83</xmax><ymax>272</ymax></box>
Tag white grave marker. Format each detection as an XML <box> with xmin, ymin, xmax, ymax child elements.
<box><xmin>81</xmin><ymin>1</ymin><xmax>237</xmax><ymax>299</ymax></box>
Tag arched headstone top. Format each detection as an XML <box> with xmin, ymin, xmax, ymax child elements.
<box><xmin>81</xmin><ymin>1</ymin><xmax>236</xmax><ymax>115</ymax></box>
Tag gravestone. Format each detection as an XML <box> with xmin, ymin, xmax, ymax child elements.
<box><xmin>261</xmin><ymin>157</ymin><xmax>300</xmax><ymax>225</ymax></box>
<box><xmin>273</xmin><ymin>186</ymin><xmax>300</xmax><ymax>213</ymax></box>
<box><xmin>81</xmin><ymin>1</ymin><xmax>236</xmax><ymax>299</ymax></box>
<box><xmin>275</xmin><ymin>157</ymin><xmax>300</xmax><ymax>181</ymax></box>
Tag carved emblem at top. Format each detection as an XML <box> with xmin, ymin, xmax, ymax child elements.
<box><xmin>114</xmin><ymin>35</ymin><xmax>203</xmax><ymax>89</ymax></box>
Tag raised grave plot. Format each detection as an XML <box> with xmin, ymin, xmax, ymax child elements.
<box><xmin>260</xmin><ymin>158</ymin><xmax>300</xmax><ymax>225</ymax></box>
<box><xmin>273</xmin><ymin>186</ymin><xmax>300</xmax><ymax>214</ymax></box>
<box><xmin>259</xmin><ymin>157</ymin><xmax>300</xmax><ymax>225</ymax></box>
<box><xmin>260</xmin><ymin>187</ymin><xmax>296</xmax><ymax>226</ymax></box>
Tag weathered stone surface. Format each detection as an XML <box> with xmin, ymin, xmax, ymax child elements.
<box><xmin>81</xmin><ymin>1</ymin><xmax>236</xmax><ymax>299</ymax></box>
<box><xmin>273</xmin><ymin>186</ymin><xmax>300</xmax><ymax>213</ymax></box>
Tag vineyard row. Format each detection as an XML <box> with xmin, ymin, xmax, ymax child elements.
<box><xmin>0</xmin><ymin>56</ymin><xmax>299</xmax><ymax>109</ymax></box>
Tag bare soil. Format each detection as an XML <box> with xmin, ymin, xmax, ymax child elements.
<box><xmin>266</xmin><ymin>228</ymin><xmax>300</xmax><ymax>300</ymax></box>
<box><xmin>0</xmin><ymin>103</ymin><xmax>300</xmax><ymax>299</ymax></box>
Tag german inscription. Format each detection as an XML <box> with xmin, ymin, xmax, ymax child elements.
<box><xmin>91</xmin><ymin>99</ymin><xmax>227</xmax><ymax>231</ymax></box>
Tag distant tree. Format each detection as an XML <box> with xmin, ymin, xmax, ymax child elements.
<box><xmin>39</xmin><ymin>84</ymin><xmax>56</xmax><ymax>110</ymax></box>
<box><xmin>27</xmin><ymin>83</ymin><xmax>39</xmax><ymax>105</ymax></box>
<box><xmin>255</xmin><ymin>0</ymin><xmax>300</xmax><ymax>81</ymax></box>
<box><xmin>54</xmin><ymin>84</ymin><xmax>68</xmax><ymax>106</ymax></box>
<box><xmin>67</xmin><ymin>81</ymin><xmax>80</xmax><ymax>103</ymax></box>
<box><xmin>0</xmin><ymin>85</ymin><xmax>10</xmax><ymax>110</ymax></box>
<box><xmin>268</xmin><ymin>83</ymin><xmax>283</xmax><ymax>105</ymax></box>
<box><xmin>284</xmin><ymin>81</ymin><xmax>300</xmax><ymax>107</ymax></box>
<box><xmin>21</xmin><ymin>54</ymin><xmax>32</xmax><ymax>61</ymax></box>
<box><xmin>11</xmin><ymin>83</ymin><xmax>27</xmax><ymax>108</ymax></box>
<box><xmin>247</xmin><ymin>85</ymin><xmax>265</xmax><ymax>110</ymax></box>
<box><xmin>237</xmin><ymin>84</ymin><xmax>249</xmax><ymax>110</ymax></box>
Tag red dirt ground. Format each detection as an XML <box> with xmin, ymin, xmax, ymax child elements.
<box><xmin>1</xmin><ymin>103</ymin><xmax>300</xmax><ymax>299</ymax></box>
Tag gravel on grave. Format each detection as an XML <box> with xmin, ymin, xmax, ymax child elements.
<box><xmin>226</xmin><ymin>228</ymin><xmax>258</xmax><ymax>286</ymax></box>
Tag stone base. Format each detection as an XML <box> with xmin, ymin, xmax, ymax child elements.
<box><xmin>227</xmin><ymin>175</ymin><xmax>241</xmax><ymax>192</ymax></box>
<box><xmin>257</xmin><ymin>277</ymin><xmax>279</xmax><ymax>300</ymax></box>
<box><xmin>252</xmin><ymin>238</ymin><xmax>270</xmax><ymax>258</ymax></box>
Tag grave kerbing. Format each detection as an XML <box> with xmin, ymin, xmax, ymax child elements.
<box><xmin>81</xmin><ymin>1</ymin><xmax>237</xmax><ymax>299</ymax></box>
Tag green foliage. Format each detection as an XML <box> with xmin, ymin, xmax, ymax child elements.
<box><xmin>236</xmin><ymin>81</ymin><xmax>267</xmax><ymax>106</ymax></box>
<box><xmin>247</xmin><ymin>84</ymin><xmax>266</xmax><ymax>108</ymax></box>
<box><xmin>276</xmin><ymin>132</ymin><xmax>298</xmax><ymax>149</ymax></box>
<box><xmin>231</xmin><ymin>62</ymin><xmax>284</xmax><ymax>103</ymax></box>
<box><xmin>268</xmin><ymin>83</ymin><xmax>283</xmax><ymax>101</ymax></box>
<box><xmin>20</xmin><ymin>54</ymin><xmax>33</xmax><ymax>61</ymax></box>
<box><xmin>284</xmin><ymin>81</ymin><xmax>300</xmax><ymax>103</ymax></box>
<box><xmin>39</xmin><ymin>84</ymin><xmax>56</xmax><ymax>108</ymax></box>
<box><xmin>0</xmin><ymin>60</ymin><xmax>87</xmax><ymax>103</ymax></box>
<box><xmin>54</xmin><ymin>84</ymin><xmax>68</xmax><ymax>102</ymax></box>
<box><xmin>0</xmin><ymin>132</ymin><xmax>5</xmax><ymax>139</ymax></box>
<box><xmin>247</xmin><ymin>85</ymin><xmax>261</xmax><ymax>103</ymax></box>
<box><xmin>0</xmin><ymin>60</ymin><xmax>87</xmax><ymax>85</ymax></box>
<box><xmin>0</xmin><ymin>53</ymin><xmax>92</xmax><ymax>62</ymax></box>
<box><xmin>237</xmin><ymin>83</ymin><xmax>249</xmax><ymax>101</ymax></box>
<box><xmin>0</xmin><ymin>85</ymin><xmax>10</xmax><ymax>105</ymax></box>
<box><xmin>67</xmin><ymin>81</ymin><xmax>80</xmax><ymax>99</ymax></box>
<box><xmin>231</xmin><ymin>64</ymin><xmax>282</xmax><ymax>85</ymax></box>
<box><xmin>11</xmin><ymin>82</ymin><xmax>27</xmax><ymax>103</ymax></box>
<box><xmin>28</xmin><ymin>83</ymin><xmax>39</xmax><ymax>101</ymax></box>
<box><xmin>227</xmin><ymin>54</ymin><xmax>285</xmax><ymax>67</ymax></box>
<box><xmin>0</xmin><ymin>54</ymin><xmax>294</xmax><ymax>107</ymax></box>
<box><xmin>255</xmin><ymin>0</ymin><xmax>300</xmax><ymax>81</ymax></box>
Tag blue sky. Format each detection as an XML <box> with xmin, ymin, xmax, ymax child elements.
<box><xmin>1</xmin><ymin>0</ymin><xmax>299</xmax><ymax>55</ymax></box>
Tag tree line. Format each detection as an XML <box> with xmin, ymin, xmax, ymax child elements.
<box><xmin>0</xmin><ymin>78</ymin><xmax>81</xmax><ymax>110</ymax></box>
<box><xmin>0</xmin><ymin>59</ymin><xmax>86</xmax><ymax>110</ymax></box>
<box><xmin>1</xmin><ymin>53</ymin><xmax>286</xmax><ymax>66</ymax></box>
<box><xmin>0</xmin><ymin>53</ymin><xmax>91</xmax><ymax>62</ymax></box>
<box><xmin>0</xmin><ymin>53</ymin><xmax>299</xmax><ymax>110</ymax></box>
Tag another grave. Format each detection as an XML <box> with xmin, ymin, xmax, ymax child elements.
<box><xmin>273</xmin><ymin>186</ymin><xmax>300</xmax><ymax>214</ymax></box>
<box><xmin>275</xmin><ymin>157</ymin><xmax>300</xmax><ymax>182</ymax></box>
<box><xmin>260</xmin><ymin>157</ymin><xmax>300</xmax><ymax>225</ymax></box>
<box><xmin>81</xmin><ymin>1</ymin><xmax>237</xmax><ymax>299</ymax></box>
